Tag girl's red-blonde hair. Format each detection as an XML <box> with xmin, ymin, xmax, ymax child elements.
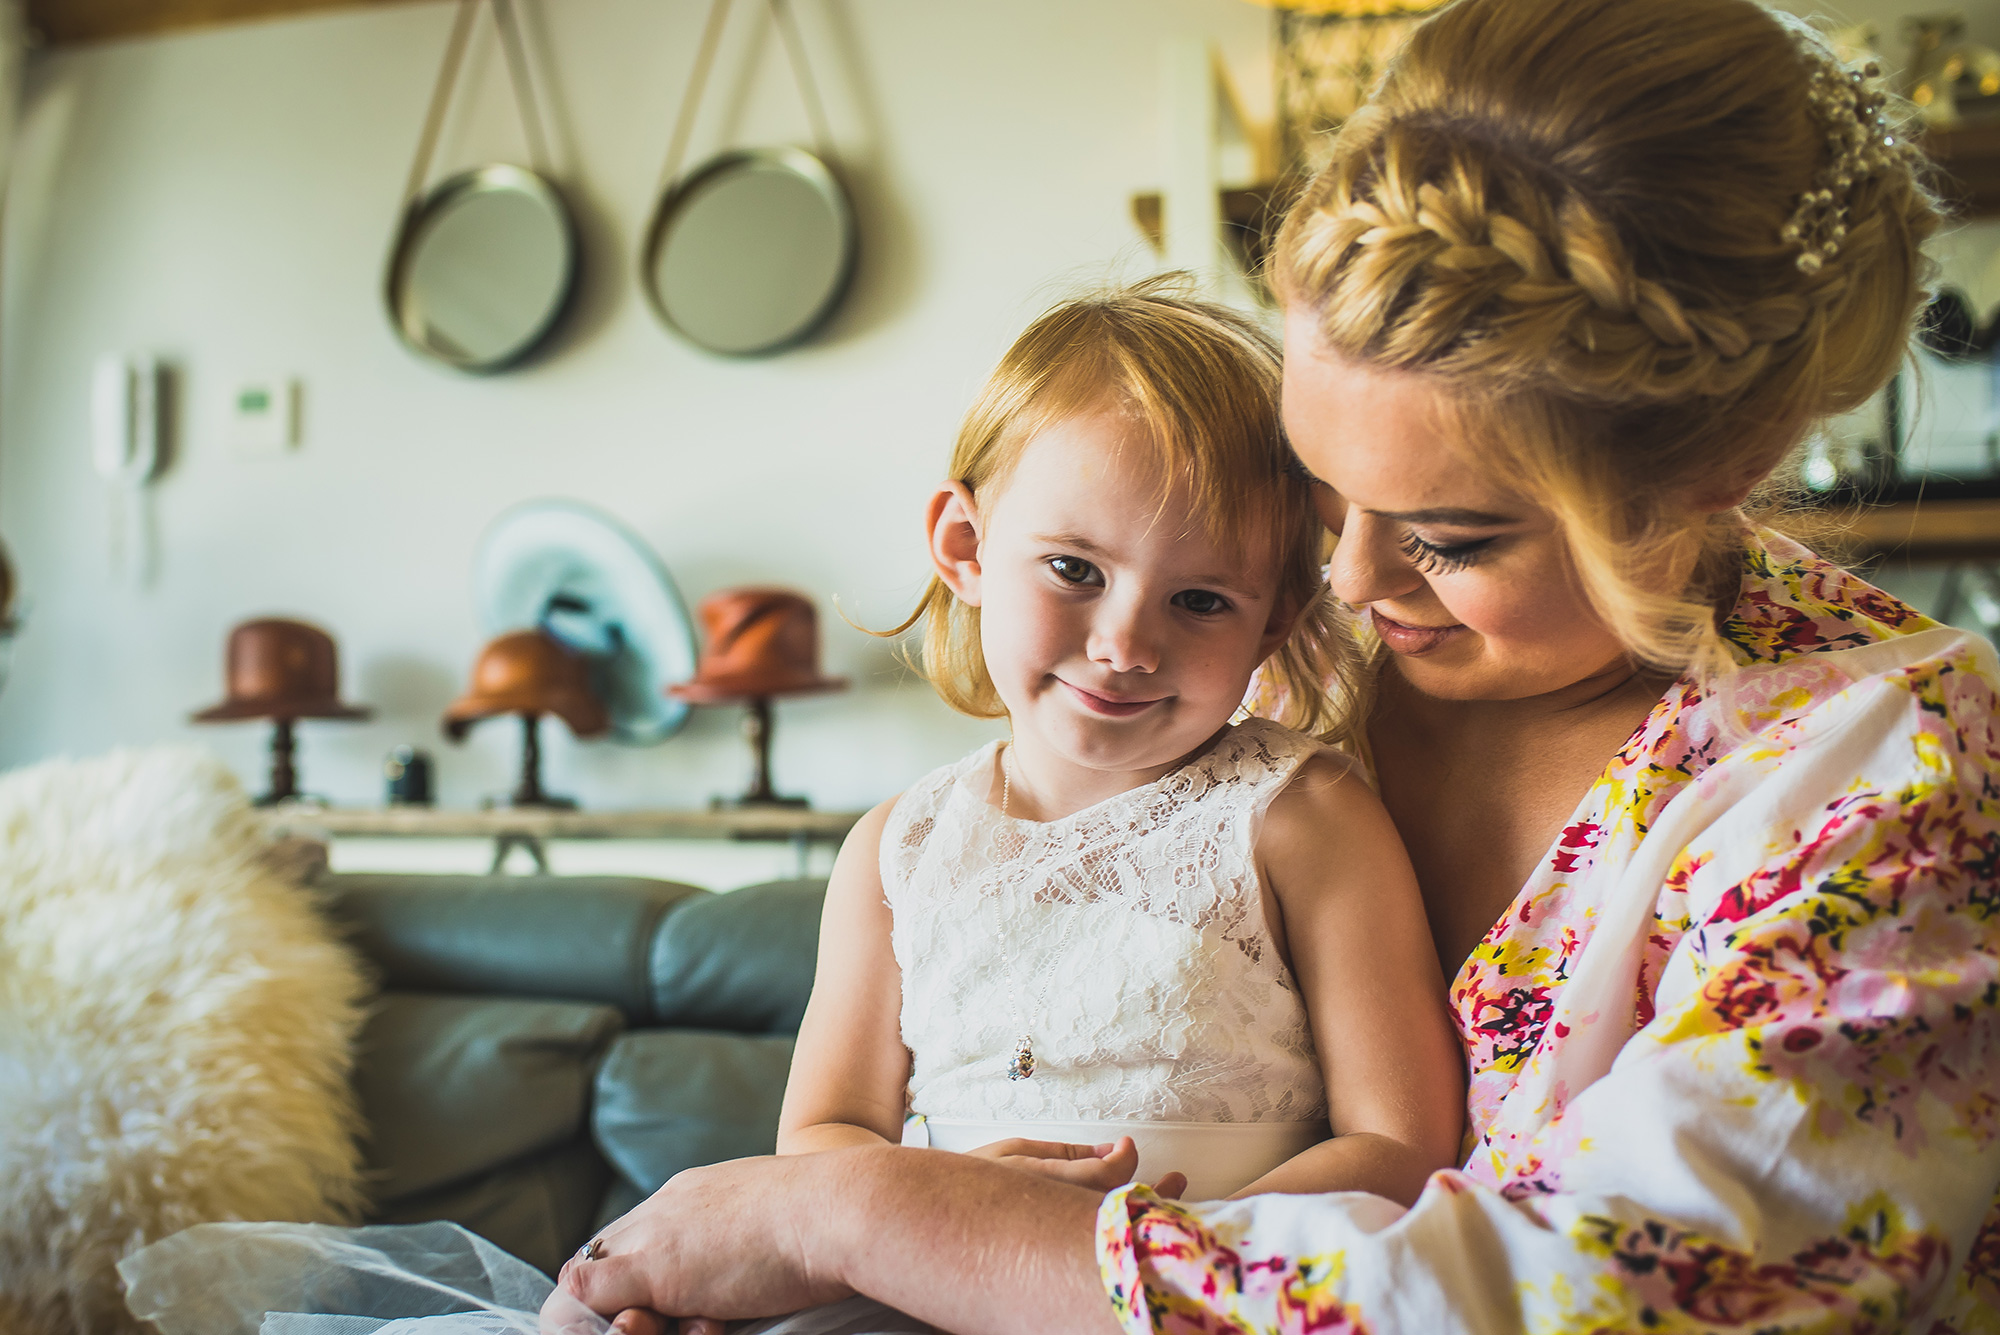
<box><xmin>886</xmin><ymin>278</ymin><xmax>1366</xmax><ymax>747</ymax></box>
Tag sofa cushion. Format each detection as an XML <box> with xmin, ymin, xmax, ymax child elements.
<box><xmin>355</xmin><ymin>993</ymin><xmax>623</xmax><ymax>1201</ymax></box>
<box><xmin>648</xmin><ymin>879</ymin><xmax>824</xmax><ymax>1031</ymax></box>
<box><xmin>366</xmin><ymin>1135</ymin><xmax>611</xmax><ymax>1280</ymax></box>
<box><xmin>592</xmin><ymin>1030</ymin><xmax>795</xmax><ymax>1193</ymax></box>
<box><xmin>330</xmin><ymin>875</ymin><xmax>708</xmax><ymax>1019</ymax></box>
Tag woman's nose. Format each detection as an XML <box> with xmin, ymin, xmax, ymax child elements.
<box><xmin>1328</xmin><ymin>507</ymin><xmax>1425</xmax><ymax>608</ymax></box>
<box><xmin>1087</xmin><ymin>596</ymin><xmax>1160</xmax><ymax>674</ymax></box>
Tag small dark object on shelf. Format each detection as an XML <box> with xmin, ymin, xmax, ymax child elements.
<box><xmin>384</xmin><ymin>746</ymin><xmax>434</xmax><ymax>807</ymax></box>
<box><xmin>670</xmin><ymin>589</ymin><xmax>846</xmax><ymax>808</ymax></box>
<box><xmin>1917</xmin><ymin>288</ymin><xmax>1995</xmax><ymax>361</ymax></box>
<box><xmin>191</xmin><ymin>618</ymin><xmax>371</xmax><ymax>804</ymax></box>
<box><xmin>443</xmin><ymin>628</ymin><xmax>608</xmax><ymax>809</ymax></box>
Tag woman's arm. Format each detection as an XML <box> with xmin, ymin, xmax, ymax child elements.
<box><xmin>1232</xmin><ymin>751</ymin><xmax>1465</xmax><ymax>1203</ymax></box>
<box><xmin>775</xmin><ymin>797</ymin><xmax>911</xmax><ymax>1154</ymax></box>
<box><xmin>558</xmin><ymin>1145</ymin><xmax>1124</xmax><ymax>1335</ymax></box>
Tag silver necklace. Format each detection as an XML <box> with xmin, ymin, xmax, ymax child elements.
<box><xmin>994</xmin><ymin>744</ymin><xmax>1083</xmax><ymax>1080</ymax></box>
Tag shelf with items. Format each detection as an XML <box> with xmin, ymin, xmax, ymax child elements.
<box><xmin>264</xmin><ymin>803</ymin><xmax>866</xmax><ymax>877</ymax></box>
<box><xmin>1823</xmin><ymin>496</ymin><xmax>2000</xmax><ymax>561</ymax></box>
<box><xmin>264</xmin><ymin>803</ymin><xmax>863</xmax><ymax>841</ymax></box>
<box><xmin>1922</xmin><ymin>121</ymin><xmax>2000</xmax><ymax>217</ymax></box>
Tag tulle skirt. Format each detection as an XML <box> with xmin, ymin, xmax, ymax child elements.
<box><xmin>119</xmin><ymin>1221</ymin><xmax>938</xmax><ymax>1335</ymax></box>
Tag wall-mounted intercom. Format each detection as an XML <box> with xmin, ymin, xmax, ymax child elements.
<box><xmin>91</xmin><ymin>355</ymin><xmax>166</xmax><ymax>585</ymax></box>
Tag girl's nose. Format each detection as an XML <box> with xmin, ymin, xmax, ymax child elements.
<box><xmin>1328</xmin><ymin>506</ymin><xmax>1426</xmax><ymax>608</ymax></box>
<box><xmin>1087</xmin><ymin>596</ymin><xmax>1160</xmax><ymax>675</ymax></box>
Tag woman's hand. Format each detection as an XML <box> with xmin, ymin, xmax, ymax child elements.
<box><xmin>554</xmin><ymin>1154</ymin><xmax>853</xmax><ymax>1331</ymax></box>
<box><xmin>565</xmin><ymin>1144</ymin><xmax>1144</xmax><ymax>1335</ymax></box>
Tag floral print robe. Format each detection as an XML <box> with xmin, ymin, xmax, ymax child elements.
<box><xmin>1098</xmin><ymin>531</ymin><xmax>2000</xmax><ymax>1333</ymax></box>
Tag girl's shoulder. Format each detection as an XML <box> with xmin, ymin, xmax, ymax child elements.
<box><xmin>1183</xmin><ymin>719</ymin><xmax>1372</xmax><ymax>843</ymax></box>
<box><xmin>1215</xmin><ymin>716</ymin><xmax>1362</xmax><ymax>788</ymax></box>
<box><xmin>879</xmin><ymin>739</ymin><xmax>1001</xmax><ymax>853</ymax></box>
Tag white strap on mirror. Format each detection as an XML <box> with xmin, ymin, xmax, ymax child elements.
<box><xmin>653</xmin><ymin>0</ymin><xmax>837</xmax><ymax>198</ymax></box>
<box><xmin>400</xmin><ymin>0</ymin><xmax>556</xmax><ymax>215</ymax></box>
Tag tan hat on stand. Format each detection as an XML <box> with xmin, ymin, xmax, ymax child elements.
<box><xmin>669</xmin><ymin>589</ymin><xmax>846</xmax><ymax>705</ymax></box>
<box><xmin>192</xmin><ymin>618</ymin><xmax>371</xmax><ymax>722</ymax></box>
<box><xmin>442</xmin><ymin>629</ymin><xmax>609</xmax><ymax>740</ymax></box>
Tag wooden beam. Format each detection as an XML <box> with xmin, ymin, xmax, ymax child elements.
<box><xmin>25</xmin><ymin>0</ymin><xmax>429</xmax><ymax>46</ymax></box>
<box><xmin>1839</xmin><ymin>498</ymin><xmax>2000</xmax><ymax>561</ymax></box>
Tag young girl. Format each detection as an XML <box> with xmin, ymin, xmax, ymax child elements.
<box><xmin>777</xmin><ymin>283</ymin><xmax>1464</xmax><ymax>1204</ymax></box>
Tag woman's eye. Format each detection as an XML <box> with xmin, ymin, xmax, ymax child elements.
<box><xmin>1396</xmin><ymin>531</ymin><xmax>1492</xmax><ymax>576</ymax></box>
<box><xmin>1047</xmin><ymin>556</ymin><xmax>1100</xmax><ymax>585</ymax></box>
<box><xmin>1173</xmin><ymin>589</ymin><xmax>1231</xmax><ymax>616</ymax></box>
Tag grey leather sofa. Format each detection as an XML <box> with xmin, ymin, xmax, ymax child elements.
<box><xmin>324</xmin><ymin>872</ymin><xmax>825</xmax><ymax>1276</ymax></box>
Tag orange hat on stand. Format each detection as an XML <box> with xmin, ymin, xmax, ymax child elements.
<box><xmin>193</xmin><ymin>618</ymin><xmax>371</xmax><ymax>723</ymax></box>
<box><xmin>669</xmin><ymin>588</ymin><xmax>846</xmax><ymax>705</ymax></box>
<box><xmin>442</xmin><ymin>628</ymin><xmax>609</xmax><ymax>739</ymax></box>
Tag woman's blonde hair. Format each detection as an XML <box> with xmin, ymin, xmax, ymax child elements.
<box><xmin>1273</xmin><ymin>0</ymin><xmax>1940</xmax><ymax>681</ymax></box>
<box><xmin>887</xmin><ymin>278</ymin><xmax>1365</xmax><ymax>745</ymax></box>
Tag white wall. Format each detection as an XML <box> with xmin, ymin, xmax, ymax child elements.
<box><xmin>0</xmin><ymin>0</ymin><xmax>1275</xmax><ymax>878</ymax></box>
<box><xmin>9</xmin><ymin>0</ymin><xmax>1999</xmax><ymax>883</ymax></box>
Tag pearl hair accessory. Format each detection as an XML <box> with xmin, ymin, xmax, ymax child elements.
<box><xmin>1783</xmin><ymin>41</ymin><xmax>1919</xmax><ymax>276</ymax></box>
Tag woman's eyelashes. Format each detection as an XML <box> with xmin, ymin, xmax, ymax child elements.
<box><xmin>1396</xmin><ymin>530</ymin><xmax>1493</xmax><ymax>576</ymax></box>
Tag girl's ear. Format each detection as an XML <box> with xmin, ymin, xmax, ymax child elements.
<box><xmin>927</xmin><ymin>482</ymin><xmax>984</xmax><ymax>606</ymax></box>
<box><xmin>1256</xmin><ymin>596</ymin><xmax>1300</xmax><ymax>663</ymax></box>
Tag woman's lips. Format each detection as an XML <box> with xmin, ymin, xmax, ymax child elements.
<box><xmin>1369</xmin><ymin>609</ymin><xmax>1464</xmax><ymax>657</ymax></box>
<box><xmin>1060</xmin><ymin>681</ymin><xmax>1165</xmax><ymax>717</ymax></box>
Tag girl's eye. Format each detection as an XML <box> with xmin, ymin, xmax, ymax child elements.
<box><xmin>1172</xmin><ymin>589</ymin><xmax>1231</xmax><ymax>616</ymax></box>
<box><xmin>1047</xmin><ymin>556</ymin><xmax>1101</xmax><ymax>586</ymax></box>
<box><xmin>1397</xmin><ymin>530</ymin><xmax>1492</xmax><ymax>576</ymax></box>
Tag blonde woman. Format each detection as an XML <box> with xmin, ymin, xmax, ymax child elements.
<box><xmin>564</xmin><ymin>0</ymin><xmax>2000</xmax><ymax>1330</ymax></box>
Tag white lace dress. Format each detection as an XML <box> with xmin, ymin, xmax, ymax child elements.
<box><xmin>888</xmin><ymin>717</ymin><xmax>1334</xmax><ymax>1199</ymax></box>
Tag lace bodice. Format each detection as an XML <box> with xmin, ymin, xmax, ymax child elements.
<box><xmin>883</xmin><ymin>718</ymin><xmax>1332</xmax><ymax>1124</ymax></box>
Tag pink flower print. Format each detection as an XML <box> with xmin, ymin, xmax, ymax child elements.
<box><xmin>1550</xmin><ymin>822</ymin><xmax>1603</xmax><ymax>875</ymax></box>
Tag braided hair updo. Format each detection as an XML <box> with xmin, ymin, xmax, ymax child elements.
<box><xmin>1273</xmin><ymin>0</ymin><xmax>1939</xmax><ymax>676</ymax></box>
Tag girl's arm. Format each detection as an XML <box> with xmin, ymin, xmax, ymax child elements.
<box><xmin>1233</xmin><ymin>751</ymin><xmax>1465</xmax><ymax>1203</ymax></box>
<box><xmin>775</xmin><ymin>796</ymin><xmax>912</xmax><ymax>1154</ymax></box>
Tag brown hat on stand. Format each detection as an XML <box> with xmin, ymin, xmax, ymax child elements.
<box><xmin>669</xmin><ymin>588</ymin><xmax>847</xmax><ymax>705</ymax></box>
<box><xmin>442</xmin><ymin>628</ymin><xmax>609</xmax><ymax>740</ymax></box>
<box><xmin>192</xmin><ymin>618</ymin><xmax>372</xmax><ymax>722</ymax></box>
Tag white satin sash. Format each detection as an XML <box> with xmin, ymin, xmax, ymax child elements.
<box><xmin>908</xmin><ymin>1116</ymin><xmax>1327</xmax><ymax>1201</ymax></box>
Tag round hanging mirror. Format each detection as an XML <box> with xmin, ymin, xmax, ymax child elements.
<box><xmin>642</xmin><ymin>147</ymin><xmax>856</xmax><ymax>357</ymax></box>
<box><xmin>386</xmin><ymin>164</ymin><xmax>578</xmax><ymax>374</ymax></box>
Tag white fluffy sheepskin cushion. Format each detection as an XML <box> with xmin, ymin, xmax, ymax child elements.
<box><xmin>0</xmin><ymin>748</ymin><xmax>369</xmax><ymax>1335</ymax></box>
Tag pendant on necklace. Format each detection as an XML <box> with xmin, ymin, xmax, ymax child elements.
<box><xmin>1007</xmin><ymin>1034</ymin><xmax>1036</xmax><ymax>1080</ymax></box>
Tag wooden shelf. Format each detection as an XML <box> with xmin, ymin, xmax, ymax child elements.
<box><xmin>264</xmin><ymin>804</ymin><xmax>865</xmax><ymax>843</ymax></box>
<box><xmin>25</xmin><ymin>0</ymin><xmax>422</xmax><ymax>46</ymax></box>
<box><xmin>1921</xmin><ymin>121</ymin><xmax>2000</xmax><ymax>218</ymax></box>
<box><xmin>1131</xmin><ymin>182</ymin><xmax>1296</xmax><ymax>275</ymax></box>
<box><xmin>1829</xmin><ymin>497</ymin><xmax>2000</xmax><ymax>560</ymax></box>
